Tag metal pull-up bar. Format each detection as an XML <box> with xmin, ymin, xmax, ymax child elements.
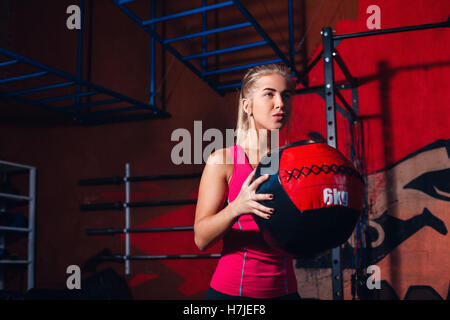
<box><xmin>334</xmin><ymin>20</ymin><xmax>450</xmax><ymax>40</ymax></box>
<box><xmin>320</xmin><ymin>18</ymin><xmax>449</xmax><ymax>300</ymax></box>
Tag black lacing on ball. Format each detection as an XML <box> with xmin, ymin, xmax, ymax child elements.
<box><xmin>283</xmin><ymin>164</ymin><xmax>361</xmax><ymax>182</ymax></box>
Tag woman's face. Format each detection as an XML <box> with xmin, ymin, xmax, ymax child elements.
<box><xmin>243</xmin><ymin>74</ymin><xmax>292</xmax><ymax>131</ymax></box>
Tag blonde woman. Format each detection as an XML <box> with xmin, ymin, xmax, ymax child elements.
<box><xmin>194</xmin><ymin>64</ymin><xmax>300</xmax><ymax>300</ymax></box>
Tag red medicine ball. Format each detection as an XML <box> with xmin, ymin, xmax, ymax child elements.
<box><xmin>253</xmin><ymin>140</ymin><xmax>365</xmax><ymax>257</ymax></box>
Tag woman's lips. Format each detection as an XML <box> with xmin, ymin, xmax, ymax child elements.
<box><xmin>273</xmin><ymin>114</ymin><xmax>284</xmax><ymax>121</ymax></box>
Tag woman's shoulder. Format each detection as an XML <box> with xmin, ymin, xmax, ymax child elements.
<box><xmin>206</xmin><ymin>147</ymin><xmax>234</xmax><ymax>183</ymax></box>
<box><xmin>206</xmin><ymin>146</ymin><xmax>234</xmax><ymax>165</ymax></box>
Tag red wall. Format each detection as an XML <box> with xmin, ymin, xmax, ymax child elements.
<box><xmin>291</xmin><ymin>0</ymin><xmax>449</xmax><ymax>300</ymax></box>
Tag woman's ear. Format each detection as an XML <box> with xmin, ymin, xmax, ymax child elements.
<box><xmin>242</xmin><ymin>98</ymin><xmax>249</xmax><ymax>115</ymax></box>
<box><xmin>242</xmin><ymin>98</ymin><xmax>252</xmax><ymax>116</ymax></box>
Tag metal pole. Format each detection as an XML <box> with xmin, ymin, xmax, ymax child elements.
<box><xmin>183</xmin><ymin>41</ymin><xmax>266</xmax><ymax>61</ymax></box>
<box><xmin>141</xmin><ymin>1</ymin><xmax>234</xmax><ymax>25</ymax></box>
<box><xmin>288</xmin><ymin>0</ymin><xmax>295</xmax><ymax>68</ymax></box>
<box><xmin>202</xmin><ymin>0</ymin><xmax>207</xmax><ymax>72</ymax></box>
<box><xmin>0</xmin><ymin>232</ymin><xmax>4</xmax><ymax>290</ymax></box>
<box><xmin>80</xmin><ymin>199</ymin><xmax>197</xmax><ymax>211</ymax></box>
<box><xmin>322</xmin><ymin>26</ymin><xmax>343</xmax><ymax>300</ymax></box>
<box><xmin>164</xmin><ymin>22</ymin><xmax>251</xmax><ymax>44</ymax></box>
<box><xmin>78</xmin><ymin>172</ymin><xmax>201</xmax><ymax>186</ymax></box>
<box><xmin>333</xmin><ymin>20</ymin><xmax>450</xmax><ymax>41</ymax></box>
<box><xmin>333</xmin><ymin>51</ymin><xmax>357</xmax><ymax>87</ymax></box>
<box><xmin>76</xmin><ymin>0</ymin><xmax>84</xmax><ymax>115</ymax></box>
<box><xmin>86</xmin><ymin>226</ymin><xmax>194</xmax><ymax>235</ymax></box>
<box><xmin>150</xmin><ymin>0</ymin><xmax>156</xmax><ymax>106</ymax></box>
<box><xmin>28</xmin><ymin>167</ymin><xmax>36</xmax><ymax>290</ymax></box>
<box><xmin>125</xmin><ymin>163</ymin><xmax>130</xmax><ymax>275</ymax></box>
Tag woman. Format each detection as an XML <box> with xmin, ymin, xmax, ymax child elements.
<box><xmin>194</xmin><ymin>64</ymin><xmax>300</xmax><ymax>300</ymax></box>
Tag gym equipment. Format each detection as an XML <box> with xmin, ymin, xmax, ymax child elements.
<box><xmin>79</xmin><ymin>164</ymin><xmax>212</xmax><ymax>275</ymax></box>
<box><xmin>253</xmin><ymin>140</ymin><xmax>364</xmax><ymax>257</ymax></box>
<box><xmin>0</xmin><ymin>160</ymin><xmax>36</xmax><ymax>292</ymax></box>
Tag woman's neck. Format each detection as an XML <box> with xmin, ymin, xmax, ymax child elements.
<box><xmin>240</xmin><ymin>128</ymin><xmax>276</xmax><ymax>165</ymax></box>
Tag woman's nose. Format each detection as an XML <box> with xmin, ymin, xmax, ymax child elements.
<box><xmin>275</xmin><ymin>94</ymin><xmax>284</xmax><ymax>109</ymax></box>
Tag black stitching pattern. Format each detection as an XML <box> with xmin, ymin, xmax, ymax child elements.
<box><xmin>283</xmin><ymin>164</ymin><xmax>361</xmax><ymax>182</ymax></box>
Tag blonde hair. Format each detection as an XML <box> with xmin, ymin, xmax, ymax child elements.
<box><xmin>235</xmin><ymin>64</ymin><xmax>295</xmax><ymax>145</ymax></box>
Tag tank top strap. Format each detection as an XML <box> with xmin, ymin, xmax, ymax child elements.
<box><xmin>227</xmin><ymin>145</ymin><xmax>253</xmax><ymax>203</ymax></box>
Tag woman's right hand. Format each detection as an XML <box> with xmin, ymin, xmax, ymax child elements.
<box><xmin>229</xmin><ymin>169</ymin><xmax>275</xmax><ymax>220</ymax></box>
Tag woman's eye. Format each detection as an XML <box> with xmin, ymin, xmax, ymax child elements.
<box><xmin>265</xmin><ymin>92</ymin><xmax>274</xmax><ymax>97</ymax></box>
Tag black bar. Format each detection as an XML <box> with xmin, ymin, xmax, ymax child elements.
<box><xmin>86</xmin><ymin>226</ymin><xmax>194</xmax><ymax>235</ymax></box>
<box><xmin>295</xmin><ymin>85</ymin><xmax>353</xmax><ymax>122</ymax></box>
<box><xmin>129</xmin><ymin>173</ymin><xmax>201</xmax><ymax>182</ymax></box>
<box><xmin>333</xmin><ymin>20</ymin><xmax>450</xmax><ymax>41</ymax></box>
<box><xmin>128</xmin><ymin>199</ymin><xmax>197</xmax><ymax>208</ymax></box>
<box><xmin>95</xmin><ymin>254</ymin><xmax>221</xmax><ymax>261</ymax></box>
<box><xmin>80</xmin><ymin>202</ymin><xmax>123</xmax><ymax>211</ymax></box>
<box><xmin>303</xmin><ymin>50</ymin><xmax>322</xmax><ymax>75</ymax></box>
<box><xmin>295</xmin><ymin>83</ymin><xmax>353</xmax><ymax>95</ymax></box>
<box><xmin>322</xmin><ymin>26</ymin><xmax>344</xmax><ymax>300</ymax></box>
<box><xmin>80</xmin><ymin>112</ymin><xmax>170</xmax><ymax>126</ymax></box>
<box><xmin>352</xmin><ymin>87</ymin><xmax>359</xmax><ymax>116</ymax></box>
<box><xmin>335</xmin><ymin>89</ymin><xmax>357</xmax><ymax>121</ymax></box>
<box><xmin>293</xmin><ymin>50</ymin><xmax>322</xmax><ymax>88</ymax></box>
<box><xmin>295</xmin><ymin>85</ymin><xmax>323</xmax><ymax>95</ymax></box>
<box><xmin>80</xmin><ymin>199</ymin><xmax>197</xmax><ymax>211</ymax></box>
<box><xmin>322</xmin><ymin>27</ymin><xmax>338</xmax><ymax>148</ymax></box>
<box><xmin>334</xmin><ymin>51</ymin><xmax>357</xmax><ymax>86</ymax></box>
<box><xmin>78</xmin><ymin>176</ymin><xmax>124</xmax><ymax>185</ymax></box>
<box><xmin>78</xmin><ymin>173</ymin><xmax>201</xmax><ymax>186</ymax></box>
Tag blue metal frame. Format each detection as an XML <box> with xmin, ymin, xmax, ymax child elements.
<box><xmin>75</xmin><ymin>0</ymin><xmax>84</xmax><ymax>112</ymax></box>
<box><xmin>288</xmin><ymin>0</ymin><xmax>295</xmax><ymax>70</ymax></box>
<box><xmin>0</xmin><ymin>47</ymin><xmax>170</xmax><ymax>125</ymax></box>
<box><xmin>149</xmin><ymin>0</ymin><xmax>156</xmax><ymax>106</ymax></box>
<box><xmin>0</xmin><ymin>0</ymin><xmax>170</xmax><ymax>125</ymax></box>
<box><xmin>201</xmin><ymin>0</ymin><xmax>207</xmax><ymax>72</ymax></box>
<box><xmin>111</xmin><ymin>0</ymin><xmax>305</xmax><ymax>95</ymax></box>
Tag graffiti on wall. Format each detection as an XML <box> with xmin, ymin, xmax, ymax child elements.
<box><xmin>296</xmin><ymin>139</ymin><xmax>449</xmax><ymax>299</ymax></box>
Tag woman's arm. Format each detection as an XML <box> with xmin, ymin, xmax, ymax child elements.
<box><xmin>194</xmin><ymin>149</ymin><xmax>236</xmax><ymax>251</ymax></box>
<box><xmin>194</xmin><ymin>148</ymin><xmax>274</xmax><ymax>251</ymax></box>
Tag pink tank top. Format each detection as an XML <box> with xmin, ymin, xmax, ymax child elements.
<box><xmin>209</xmin><ymin>145</ymin><xmax>297</xmax><ymax>298</ymax></box>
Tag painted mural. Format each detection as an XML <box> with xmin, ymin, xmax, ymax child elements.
<box><xmin>296</xmin><ymin>139</ymin><xmax>449</xmax><ymax>300</ymax></box>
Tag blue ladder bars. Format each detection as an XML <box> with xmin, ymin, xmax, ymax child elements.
<box><xmin>0</xmin><ymin>47</ymin><xmax>170</xmax><ymax>125</ymax></box>
<box><xmin>111</xmin><ymin>0</ymin><xmax>302</xmax><ymax>95</ymax></box>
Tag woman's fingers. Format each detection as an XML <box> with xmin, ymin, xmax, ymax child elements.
<box><xmin>242</xmin><ymin>169</ymin><xmax>257</xmax><ymax>188</ymax></box>
<box><xmin>253</xmin><ymin>193</ymin><xmax>274</xmax><ymax>201</ymax></box>
<box><xmin>252</xmin><ymin>201</ymin><xmax>274</xmax><ymax>214</ymax></box>
<box><xmin>249</xmin><ymin>173</ymin><xmax>270</xmax><ymax>190</ymax></box>
<box><xmin>253</xmin><ymin>208</ymin><xmax>273</xmax><ymax>220</ymax></box>
<box><xmin>235</xmin><ymin>171</ymin><xmax>274</xmax><ymax>220</ymax></box>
